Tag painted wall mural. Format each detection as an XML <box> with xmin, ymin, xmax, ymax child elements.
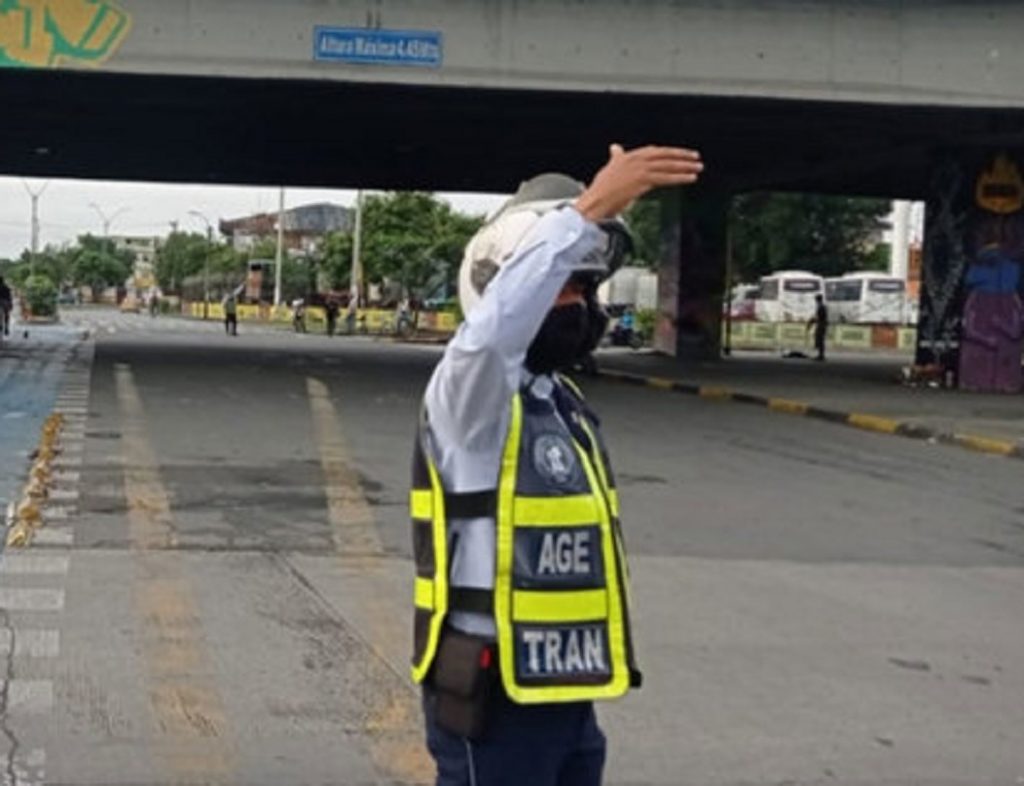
<box><xmin>0</xmin><ymin>0</ymin><xmax>130</xmax><ymax>68</ymax></box>
<box><xmin>959</xmin><ymin>154</ymin><xmax>1024</xmax><ymax>393</ymax></box>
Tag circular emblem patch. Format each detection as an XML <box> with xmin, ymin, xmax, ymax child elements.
<box><xmin>532</xmin><ymin>434</ymin><xmax>577</xmax><ymax>486</ymax></box>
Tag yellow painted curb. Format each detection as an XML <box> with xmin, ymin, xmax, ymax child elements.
<box><xmin>698</xmin><ymin>386</ymin><xmax>732</xmax><ymax>400</ymax></box>
<box><xmin>768</xmin><ymin>398</ymin><xmax>809</xmax><ymax>415</ymax></box>
<box><xmin>952</xmin><ymin>434</ymin><xmax>1018</xmax><ymax>457</ymax></box>
<box><xmin>646</xmin><ymin>377</ymin><xmax>675</xmax><ymax>390</ymax></box>
<box><xmin>847</xmin><ymin>413</ymin><xmax>901</xmax><ymax>434</ymax></box>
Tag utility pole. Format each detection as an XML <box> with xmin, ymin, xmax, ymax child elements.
<box><xmin>21</xmin><ymin>180</ymin><xmax>49</xmax><ymax>276</ymax></box>
<box><xmin>274</xmin><ymin>187</ymin><xmax>285</xmax><ymax>307</ymax></box>
<box><xmin>350</xmin><ymin>190</ymin><xmax>364</xmax><ymax>307</ymax></box>
<box><xmin>188</xmin><ymin>211</ymin><xmax>213</xmax><ymax>320</ymax></box>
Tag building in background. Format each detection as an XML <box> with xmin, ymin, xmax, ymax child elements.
<box><xmin>111</xmin><ymin>234</ymin><xmax>161</xmax><ymax>292</ymax></box>
<box><xmin>219</xmin><ymin>202</ymin><xmax>352</xmax><ymax>254</ymax></box>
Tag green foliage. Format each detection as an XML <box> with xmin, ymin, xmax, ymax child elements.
<box><xmin>323</xmin><ymin>193</ymin><xmax>484</xmax><ymax>301</ymax></box>
<box><xmin>155</xmin><ymin>232</ymin><xmax>209</xmax><ymax>294</ymax></box>
<box><xmin>71</xmin><ymin>235</ymin><xmax>133</xmax><ymax>295</ymax></box>
<box><xmin>623</xmin><ymin>198</ymin><xmax>661</xmax><ymax>269</ymax></box>
<box><xmin>23</xmin><ymin>274</ymin><xmax>57</xmax><ymax>316</ymax></box>
<box><xmin>635</xmin><ymin>308</ymin><xmax>657</xmax><ymax>342</ymax></box>
<box><xmin>730</xmin><ymin>193</ymin><xmax>890</xmax><ymax>282</ymax></box>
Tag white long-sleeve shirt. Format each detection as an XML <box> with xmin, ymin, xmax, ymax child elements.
<box><xmin>422</xmin><ymin>206</ymin><xmax>605</xmax><ymax>636</ymax></box>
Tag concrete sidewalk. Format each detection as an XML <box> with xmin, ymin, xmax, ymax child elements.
<box><xmin>593</xmin><ymin>348</ymin><xmax>1024</xmax><ymax>457</ymax></box>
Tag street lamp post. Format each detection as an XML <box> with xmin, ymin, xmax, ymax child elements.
<box><xmin>88</xmin><ymin>202</ymin><xmax>129</xmax><ymax>237</ymax></box>
<box><xmin>188</xmin><ymin>211</ymin><xmax>213</xmax><ymax>320</ymax></box>
<box><xmin>22</xmin><ymin>180</ymin><xmax>50</xmax><ymax>277</ymax></box>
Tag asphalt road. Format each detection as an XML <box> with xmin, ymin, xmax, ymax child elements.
<box><xmin>2</xmin><ymin>309</ymin><xmax>1023</xmax><ymax>785</ymax></box>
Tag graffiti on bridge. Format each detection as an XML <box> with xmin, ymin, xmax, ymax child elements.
<box><xmin>0</xmin><ymin>0</ymin><xmax>130</xmax><ymax>68</ymax></box>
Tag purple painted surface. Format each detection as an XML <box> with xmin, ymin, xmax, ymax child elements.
<box><xmin>959</xmin><ymin>290</ymin><xmax>1023</xmax><ymax>393</ymax></box>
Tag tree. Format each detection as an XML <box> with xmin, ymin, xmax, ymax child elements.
<box><xmin>68</xmin><ymin>235</ymin><xmax>133</xmax><ymax>296</ymax></box>
<box><xmin>730</xmin><ymin>193</ymin><xmax>890</xmax><ymax>283</ymax></box>
<box><xmin>623</xmin><ymin>197</ymin><xmax>662</xmax><ymax>269</ymax></box>
<box><xmin>322</xmin><ymin>193</ymin><xmax>483</xmax><ymax>303</ymax></box>
<box><xmin>155</xmin><ymin>231</ymin><xmax>209</xmax><ymax>294</ymax></box>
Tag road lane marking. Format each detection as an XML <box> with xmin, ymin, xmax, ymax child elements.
<box><xmin>0</xmin><ymin>629</ymin><xmax>60</xmax><ymax>658</ymax></box>
<box><xmin>114</xmin><ymin>364</ymin><xmax>236</xmax><ymax>780</ymax></box>
<box><xmin>0</xmin><ymin>555</ymin><xmax>70</xmax><ymax>575</ymax></box>
<box><xmin>114</xmin><ymin>365</ymin><xmax>176</xmax><ymax>550</ymax></box>
<box><xmin>306</xmin><ymin>377</ymin><xmax>383</xmax><ymax>555</ymax></box>
<box><xmin>0</xmin><ymin>589</ymin><xmax>64</xmax><ymax>612</ymax></box>
<box><xmin>303</xmin><ymin>377</ymin><xmax>429</xmax><ymax>780</ymax></box>
<box><xmin>32</xmin><ymin>528</ymin><xmax>72</xmax><ymax>546</ymax></box>
<box><xmin>3</xmin><ymin>680</ymin><xmax>53</xmax><ymax>714</ymax></box>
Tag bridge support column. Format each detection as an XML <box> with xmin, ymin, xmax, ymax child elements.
<box><xmin>653</xmin><ymin>190</ymin><xmax>728</xmax><ymax>361</ymax></box>
<box><xmin>916</xmin><ymin>150</ymin><xmax>1024</xmax><ymax>393</ymax></box>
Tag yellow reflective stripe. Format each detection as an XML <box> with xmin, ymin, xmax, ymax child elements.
<box><xmin>495</xmin><ymin>396</ymin><xmax>524</xmax><ymax>694</ymax></box>
<box><xmin>414</xmin><ymin>576</ymin><xmax>435</xmax><ymax>610</ymax></box>
<box><xmin>512</xmin><ymin>589</ymin><xmax>607</xmax><ymax>623</ymax></box>
<box><xmin>410</xmin><ymin>489</ymin><xmax>432</xmax><ymax>520</ymax></box>
<box><xmin>557</xmin><ymin>373</ymin><xmax>585</xmax><ymax>401</ymax></box>
<box><xmin>607</xmin><ymin>490</ymin><xmax>620</xmax><ymax>518</ymax></box>
<box><xmin>513</xmin><ymin>495</ymin><xmax>598</xmax><ymax>526</ymax></box>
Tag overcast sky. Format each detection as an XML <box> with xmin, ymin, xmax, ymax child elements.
<box><xmin>0</xmin><ymin>176</ymin><xmax>507</xmax><ymax>259</ymax></box>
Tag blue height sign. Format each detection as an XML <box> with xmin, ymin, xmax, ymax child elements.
<box><xmin>313</xmin><ymin>27</ymin><xmax>443</xmax><ymax>68</ymax></box>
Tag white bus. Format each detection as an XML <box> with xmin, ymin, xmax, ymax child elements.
<box><xmin>824</xmin><ymin>273</ymin><xmax>906</xmax><ymax>324</ymax></box>
<box><xmin>755</xmin><ymin>270</ymin><xmax>823</xmax><ymax>322</ymax></box>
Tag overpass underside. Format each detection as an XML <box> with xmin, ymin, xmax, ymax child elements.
<box><xmin>1</xmin><ymin>67</ymin><xmax>1020</xmax><ymax>199</ymax></box>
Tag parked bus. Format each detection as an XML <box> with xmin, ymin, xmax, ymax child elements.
<box><xmin>824</xmin><ymin>272</ymin><xmax>906</xmax><ymax>324</ymax></box>
<box><xmin>754</xmin><ymin>270</ymin><xmax>823</xmax><ymax>322</ymax></box>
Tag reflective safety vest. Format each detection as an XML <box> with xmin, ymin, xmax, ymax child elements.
<box><xmin>410</xmin><ymin>377</ymin><xmax>639</xmax><ymax>704</ymax></box>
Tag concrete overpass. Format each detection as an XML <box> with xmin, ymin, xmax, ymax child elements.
<box><xmin>2</xmin><ymin>0</ymin><xmax>1023</xmax><ymax>375</ymax></box>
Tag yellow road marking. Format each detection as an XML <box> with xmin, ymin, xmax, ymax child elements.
<box><xmin>115</xmin><ymin>364</ymin><xmax>235</xmax><ymax>780</ymax></box>
<box><xmin>953</xmin><ymin>434</ymin><xmax>1017</xmax><ymax>456</ymax></box>
<box><xmin>699</xmin><ymin>386</ymin><xmax>732</xmax><ymax>400</ymax></box>
<box><xmin>847</xmin><ymin>413</ymin><xmax>900</xmax><ymax>434</ymax></box>
<box><xmin>306</xmin><ymin>377</ymin><xmax>431</xmax><ymax>781</ymax></box>
<box><xmin>645</xmin><ymin>376</ymin><xmax>675</xmax><ymax>390</ymax></box>
<box><xmin>768</xmin><ymin>398</ymin><xmax>809</xmax><ymax>416</ymax></box>
<box><xmin>306</xmin><ymin>377</ymin><xmax>383</xmax><ymax>555</ymax></box>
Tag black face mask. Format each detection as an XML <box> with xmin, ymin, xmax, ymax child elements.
<box><xmin>525</xmin><ymin>296</ymin><xmax>609</xmax><ymax>375</ymax></box>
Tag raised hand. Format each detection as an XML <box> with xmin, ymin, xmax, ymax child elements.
<box><xmin>574</xmin><ymin>143</ymin><xmax>704</xmax><ymax>221</ymax></box>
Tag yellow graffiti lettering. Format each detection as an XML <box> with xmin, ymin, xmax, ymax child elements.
<box><xmin>0</xmin><ymin>0</ymin><xmax>131</xmax><ymax>69</ymax></box>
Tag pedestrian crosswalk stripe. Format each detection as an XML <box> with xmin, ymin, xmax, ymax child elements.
<box><xmin>30</xmin><ymin>528</ymin><xmax>73</xmax><ymax>546</ymax></box>
<box><xmin>0</xmin><ymin>554</ymin><xmax>70</xmax><ymax>574</ymax></box>
<box><xmin>0</xmin><ymin>588</ymin><xmax>64</xmax><ymax>611</ymax></box>
<box><xmin>0</xmin><ymin>629</ymin><xmax>60</xmax><ymax>657</ymax></box>
<box><xmin>3</xmin><ymin>680</ymin><xmax>54</xmax><ymax>713</ymax></box>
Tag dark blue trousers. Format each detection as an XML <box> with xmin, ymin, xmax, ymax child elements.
<box><xmin>423</xmin><ymin>689</ymin><xmax>606</xmax><ymax>786</ymax></box>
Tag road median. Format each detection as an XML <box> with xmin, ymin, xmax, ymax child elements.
<box><xmin>594</xmin><ymin>366</ymin><xmax>1024</xmax><ymax>461</ymax></box>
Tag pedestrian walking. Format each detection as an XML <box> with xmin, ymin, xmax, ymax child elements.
<box><xmin>325</xmin><ymin>298</ymin><xmax>339</xmax><ymax>337</ymax></box>
<box><xmin>222</xmin><ymin>291</ymin><xmax>238</xmax><ymax>336</ymax></box>
<box><xmin>410</xmin><ymin>143</ymin><xmax>703</xmax><ymax>785</ymax></box>
<box><xmin>292</xmin><ymin>298</ymin><xmax>307</xmax><ymax>333</ymax></box>
<box><xmin>345</xmin><ymin>298</ymin><xmax>357</xmax><ymax>335</ymax></box>
<box><xmin>807</xmin><ymin>293</ymin><xmax>829</xmax><ymax>361</ymax></box>
<box><xmin>0</xmin><ymin>275</ymin><xmax>12</xmax><ymax>338</ymax></box>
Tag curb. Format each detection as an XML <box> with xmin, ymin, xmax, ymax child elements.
<box><xmin>594</xmin><ymin>368</ymin><xmax>1024</xmax><ymax>461</ymax></box>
